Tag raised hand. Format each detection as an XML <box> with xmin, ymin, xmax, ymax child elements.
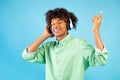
<box><xmin>92</xmin><ymin>11</ymin><xmax>102</xmax><ymax>32</ymax></box>
<box><xmin>43</xmin><ymin>26</ymin><xmax>54</xmax><ymax>38</ymax></box>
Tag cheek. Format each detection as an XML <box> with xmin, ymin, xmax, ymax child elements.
<box><xmin>62</xmin><ymin>24</ymin><xmax>67</xmax><ymax>30</ymax></box>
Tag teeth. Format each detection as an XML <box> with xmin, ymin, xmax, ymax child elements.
<box><xmin>54</xmin><ymin>29</ymin><xmax>60</xmax><ymax>32</ymax></box>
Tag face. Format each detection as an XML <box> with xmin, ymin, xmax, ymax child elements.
<box><xmin>51</xmin><ymin>18</ymin><xmax>68</xmax><ymax>38</ymax></box>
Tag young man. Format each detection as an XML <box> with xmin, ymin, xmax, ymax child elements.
<box><xmin>22</xmin><ymin>8</ymin><xmax>108</xmax><ymax>80</ymax></box>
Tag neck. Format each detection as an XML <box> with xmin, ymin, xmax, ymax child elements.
<box><xmin>56</xmin><ymin>33</ymin><xmax>68</xmax><ymax>41</ymax></box>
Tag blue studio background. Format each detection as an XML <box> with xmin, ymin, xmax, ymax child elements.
<box><xmin>0</xmin><ymin>0</ymin><xmax>120</xmax><ymax>80</ymax></box>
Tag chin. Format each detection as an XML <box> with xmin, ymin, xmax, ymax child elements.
<box><xmin>54</xmin><ymin>33</ymin><xmax>62</xmax><ymax>37</ymax></box>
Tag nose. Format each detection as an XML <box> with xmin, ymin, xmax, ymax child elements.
<box><xmin>53</xmin><ymin>23</ymin><xmax>59</xmax><ymax>29</ymax></box>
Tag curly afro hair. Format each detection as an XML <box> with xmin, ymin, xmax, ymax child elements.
<box><xmin>45</xmin><ymin>8</ymin><xmax>78</xmax><ymax>33</ymax></box>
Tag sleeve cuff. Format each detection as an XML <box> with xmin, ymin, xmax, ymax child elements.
<box><xmin>22</xmin><ymin>48</ymin><xmax>36</xmax><ymax>59</ymax></box>
<box><xmin>95</xmin><ymin>46</ymin><xmax>108</xmax><ymax>55</ymax></box>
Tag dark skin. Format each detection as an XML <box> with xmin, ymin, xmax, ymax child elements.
<box><xmin>27</xmin><ymin>12</ymin><xmax>104</xmax><ymax>52</ymax></box>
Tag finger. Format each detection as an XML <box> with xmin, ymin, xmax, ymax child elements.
<box><xmin>94</xmin><ymin>16</ymin><xmax>98</xmax><ymax>21</ymax></box>
<box><xmin>93</xmin><ymin>16</ymin><xmax>98</xmax><ymax>22</ymax></box>
<box><xmin>100</xmin><ymin>11</ymin><xmax>102</xmax><ymax>18</ymax></box>
<box><xmin>97</xmin><ymin>16</ymin><xmax>101</xmax><ymax>20</ymax></box>
<box><xmin>94</xmin><ymin>18</ymin><xmax>97</xmax><ymax>22</ymax></box>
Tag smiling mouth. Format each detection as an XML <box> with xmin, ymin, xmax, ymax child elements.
<box><xmin>53</xmin><ymin>28</ymin><xmax>61</xmax><ymax>33</ymax></box>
